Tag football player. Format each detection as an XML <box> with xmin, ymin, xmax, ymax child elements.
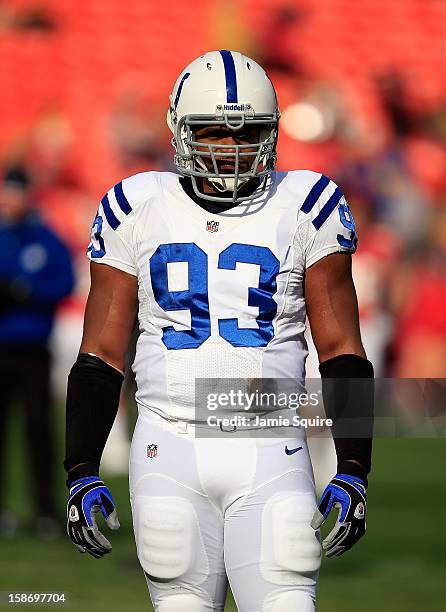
<box><xmin>64</xmin><ymin>51</ymin><xmax>373</xmax><ymax>611</ymax></box>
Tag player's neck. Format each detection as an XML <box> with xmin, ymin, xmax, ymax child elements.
<box><xmin>179</xmin><ymin>177</ymin><xmax>259</xmax><ymax>214</ymax></box>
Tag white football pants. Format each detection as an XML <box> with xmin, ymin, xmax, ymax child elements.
<box><xmin>129</xmin><ymin>410</ymin><xmax>321</xmax><ymax>612</ymax></box>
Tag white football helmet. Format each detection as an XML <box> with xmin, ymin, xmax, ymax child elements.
<box><xmin>167</xmin><ymin>50</ymin><xmax>280</xmax><ymax>203</ymax></box>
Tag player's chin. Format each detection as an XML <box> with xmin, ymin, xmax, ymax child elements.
<box><xmin>218</xmin><ymin>161</ymin><xmax>254</xmax><ymax>174</ymax></box>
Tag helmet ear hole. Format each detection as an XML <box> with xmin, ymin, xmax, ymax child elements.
<box><xmin>167</xmin><ymin>108</ymin><xmax>177</xmax><ymax>133</ymax></box>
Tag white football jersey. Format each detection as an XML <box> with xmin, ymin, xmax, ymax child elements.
<box><xmin>87</xmin><ymin>171</ymin><xmax>357</xmax><ymax>421</ymax></box>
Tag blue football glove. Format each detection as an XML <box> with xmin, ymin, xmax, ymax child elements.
<box><xmin>66</xmin><ymin>476</ymin><xmax>120</xmax><ymax>559</ymax></box>
<box><xmin>311</xmin><ymin>473</ymin><xmax>366</xmax><ymax>557</ymax></box>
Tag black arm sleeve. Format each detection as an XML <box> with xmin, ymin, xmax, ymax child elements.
<box><xmin>64</xmin><ymin>353</ymin><xmax>124</xmax><ymax>482</ymax></box>
<box><xmin>319</xmin><ymin>354</ymin><xmax>374</xmax><ymax>483</ymax></box>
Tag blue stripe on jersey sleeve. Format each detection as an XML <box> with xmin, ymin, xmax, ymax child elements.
<box><xmin>219</xmin><ymin>50</ymin><xmax>238</xmax><ymax>103</ymax></box>
<box><xmin>312</xmin><ymin>186</ymin><xmax>344</xmax><ymax>230</ymax></box>
<box><xmin>301</xmin><ymin>174</ymin><xmax>330</xmax><ymax>213</ymax></box>
<box><xmin>101</xmin><ymin>193</ymin><xmax>120</xmax><ymax>230</ymax></box>
<box><xmin>114</xmin><ymin>181</ymin><xmax>132</xmax><ymax>215</ymax></box>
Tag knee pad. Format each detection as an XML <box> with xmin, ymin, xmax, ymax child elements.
<box><xmin>263</xmin><ymin>590</ymin><xmax>315</xmax><ymax>612</ymax></box>
<box><xmin>133</xmin><ymin>496</ymin><xmax>208</xmax><ymax>583</ymax></box>
<box><xmin>262</xmin><ymin>493</ymin><xmax>321</xmax><ymax>584</ymax></box>
<box><xmin>156</xmin><ymin>593</ymin><xmax>210</xmax><ymax>612</ymax></box>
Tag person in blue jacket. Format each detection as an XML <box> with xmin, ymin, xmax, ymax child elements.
<box><xmin>0</xmin><ymin>166</ymin><xmax>74</xmax><ymax>538</ymax></box>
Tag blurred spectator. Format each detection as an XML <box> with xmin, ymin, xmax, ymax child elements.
<box><xmin>256</xmin><ymin>4</ymin><xmax>306</xmax><ymax>76</ymax></box>
<box><xmin>348</xmin><ymin>193</ymin><xmax>401</xmax><ymax>376</ymax></box>
<box><xmin>0</xmin><ymin>2</ymin><xmax>56</xmax><ymax>33</ymax></box>
<box><xmin>376</xmin><ymin>72</ymin><xmax>415</xmax><ymax>139</ymax></box>
<box><xmin>109</xmin><ymin>91</ymin><xmax>170</xmax><ymax>176</ymax></box>
<box><xmin>391</xmin><ymin>246</ymin><xmax>446</xmax><ymax>378</ymax></box>
<box><xmin>0</xmin><ymin>166</ymin><xmax>74</xmax><ymax>539</ymax></box>
<box><xmin>28</xmin><ymin>108</ymin><xmax>81</xmax><ymax>192</ymax></box>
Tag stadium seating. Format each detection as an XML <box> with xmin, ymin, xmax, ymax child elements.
<box><xmin>1</xmin><ymin>0</ymin><xmax>445</xmax><ymax>196</ymax></box>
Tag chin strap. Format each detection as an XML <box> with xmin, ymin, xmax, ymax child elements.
<box><xmin>208</xmin><ymin>175</ymin><xmax>248</xmax><ymax>193</ymax></box>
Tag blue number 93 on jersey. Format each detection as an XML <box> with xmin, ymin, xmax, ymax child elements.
<box><xmin>310</xmin><ymin>473</ymin><xmax>367</xmax><ymax>557</ymax></box>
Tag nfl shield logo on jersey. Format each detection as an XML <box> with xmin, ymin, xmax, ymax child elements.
<box><xmin>147</xmin><ymin>444</ymin><xmax>158</xmax><ymax>459</ymax></box>
<box><xmin>206</xmin><ymin>220</ymin><xmax>219</xmax><ymax>233</ymax></box>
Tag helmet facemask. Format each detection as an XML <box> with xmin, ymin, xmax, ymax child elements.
<box><xmin>172</xmin><ymin>109</ymin><xmax>279</xmax><ymax>203</ymax></box>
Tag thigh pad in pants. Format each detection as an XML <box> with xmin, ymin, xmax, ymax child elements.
<box><xmin>133</xmin><ymin>495</ymin><xmax>209</xmax><ymax>584</ymax></box>
<box><xmin>262</xmin><ymin>492</ymin><xmax>322</xmax><ymax>583</ymax></box>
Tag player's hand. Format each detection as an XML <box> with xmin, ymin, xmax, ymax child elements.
<box><xmin>66</xmin><ymin>476</ymin><xmax>120</xmax><ymax>559</ymax></box>
<box><xmin>310</xmin><ymin>473</ymin><xmax>366</xmax><ymax>557</ymax></box>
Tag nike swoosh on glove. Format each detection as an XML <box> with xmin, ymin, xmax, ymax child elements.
<box><xmin>310</xmin><ymin>473</ymin><xmax>366</xmax><ymax>557</ymax></box>
<box><xmin>67</xmin><ymin>476</ymin><xmax>120</xmax><ymax>559</ymax></box>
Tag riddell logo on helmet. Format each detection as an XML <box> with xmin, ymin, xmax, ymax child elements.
<box><xmin>224</xmin><ymin>104</ymin><xmax>245</xmax><ymax>111</ymax></box>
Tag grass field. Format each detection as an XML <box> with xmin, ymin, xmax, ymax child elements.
<box><xmin>1</xmin><ymin>407</ymin><xmax>445</xmax><ymax>611</ymax></box>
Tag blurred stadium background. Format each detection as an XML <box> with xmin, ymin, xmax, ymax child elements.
<box><xmin>0</xmin><ymin>0</ymin><xmax>445</xmax><ymax>610</ymax></box>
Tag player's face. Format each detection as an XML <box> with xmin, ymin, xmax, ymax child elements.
<box><xmin>194</xmin><ymin>125</ymin><xmax>261</xmax><ymax>175</ymax></box>
<box><xmin>0</xmin><ymin>185</ymin><xmax>29</xmax><ymax>222</ymax></box>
